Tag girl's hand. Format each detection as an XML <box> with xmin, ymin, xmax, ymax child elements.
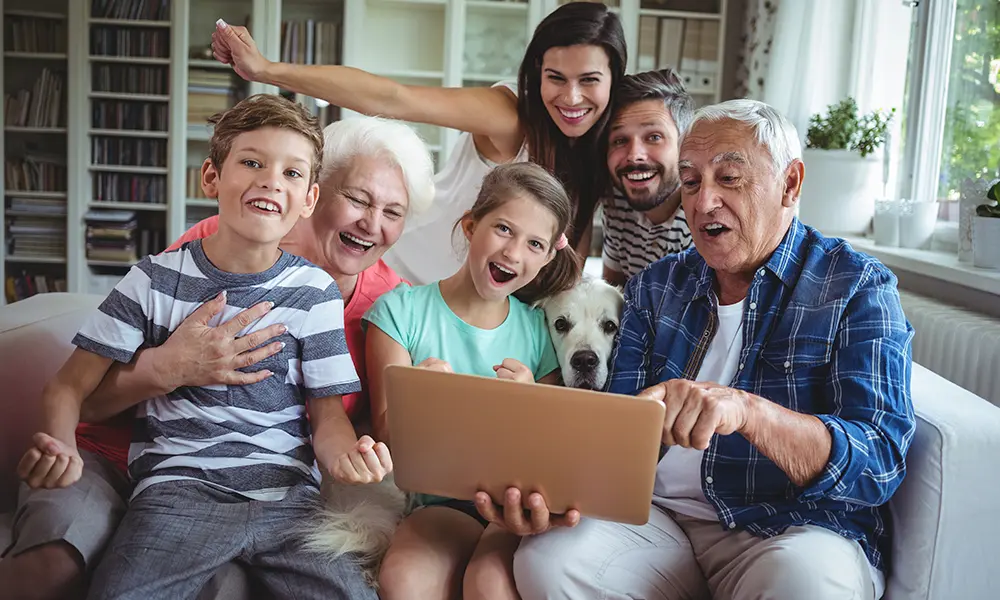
<box><xmin>416</xmin><ymin>357</ymin><xmax>454</xmax><ymax>374</ymax></box>
<box><xmin>494</xmin><ymin>358</ymin><xmax>534</xmax><ymax>383</ymax></box>
<box><xmin>329</xmin><ymin>435</ymin><xmax>393</xmax><ymax>485</ymax></box>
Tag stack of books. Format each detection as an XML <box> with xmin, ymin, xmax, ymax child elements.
<box><xmin>6</xmin><ymin>217</ymin><xmax>66</xmax><ymax>259</ymax></box>
<box><xmin>188</xmin><ymin>68</ymin><xmax>240</xmax><ymax>124</ymax></box>
<box><xmin>85</xmin><ymin>210</ymin><xmax>138</xmax><ymax>264</ymax></box>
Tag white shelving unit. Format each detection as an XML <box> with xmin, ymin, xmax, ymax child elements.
<box><xmin>1</xmin><ymin>0</ymin><xmax>72</xmax><ymax>302</ymax></box>
<box><xmin>0</xmin><ymin>0</ymin><xmax>728</xmax><ymax>304</ymax></box>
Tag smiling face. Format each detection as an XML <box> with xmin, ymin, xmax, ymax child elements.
<box><xmin>461</xmin><ymin>193</ymin><xmax>558</xmax><ymax>303</ymax></box>
<box><xmin>539</xmin><ymin>44</ymin><xmax>613</xmax><ymax>139</ymax></box>
<box><xmin>677</xmin><ymin>119</ymin><xmax>802</xmax><ymax>285</ymax></box>
<box><xmin>204</xmin><ymin>126</ymin><xmax>319</xmax><ymax>246</ymax></box>
<box><xmin>607</xmin><ymin>99</ymin><xmax>681</xmax><ymax>211</ymax></box>
<box><xmin>306</xmin><ymin>153</ymin><xmax>410</xmax><ymax>278</ymax></box>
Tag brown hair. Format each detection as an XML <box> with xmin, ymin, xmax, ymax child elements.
<box><xmin>455</xmin><ymin>163</ymin><xmax>582</xmax><ymax>305</ymax></box>
<box><xmin>518</xmin><ymin>2</ymin><xmax>627</xmax><ymax>247</ymax></box>
<box><xmin>208</xmin><ymin>94</ymin><xmax>324</xmax><ymax>184</ymax></box>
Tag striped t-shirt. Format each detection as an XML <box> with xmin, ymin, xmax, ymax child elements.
<box><xmin>601</xmin><ymin>190</ymin><xmax>693</xmax><ymax>280</ymax></box>
<box><xmin>72</xmin><ymin>239</ymin><xmax>361</xmax><ymax>501</ymax></box>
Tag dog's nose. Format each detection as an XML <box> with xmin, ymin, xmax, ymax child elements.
<box><xmin>570</xmin><ymin>350</ymin><xmax>599</xmax><ymax>372</ymax></box>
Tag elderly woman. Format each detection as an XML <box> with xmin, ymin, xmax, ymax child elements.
<box><xmin>0</xmin><ymin>115</ymin><xmax>434</xmax><ymax>600</ymax></box>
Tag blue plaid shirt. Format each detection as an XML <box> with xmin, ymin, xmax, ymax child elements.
<box><xmin>608</xmin><ymin>218</ymin><xmax>915</xmax><ymax>572</ymax></box>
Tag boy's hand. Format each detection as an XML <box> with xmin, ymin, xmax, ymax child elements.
<box><xmin>329</xmin><ymin>436</ymin><xmax>393</xmax><ymax>485</ymax></box>
<box><xmin>494</xmin><ymin>358</ymin><xmax>534</xmax><ymax>383</ymax></box>
<box><xmin>17</xmin><ymin>433</ymin><xmax>83</xmax><ymax>489</ymax></box>
<box><xmin>416</xmin><ymin>357</ymin><xmax>453</xmax><ymax>374</ymax></box>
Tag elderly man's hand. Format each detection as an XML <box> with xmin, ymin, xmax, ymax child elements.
<box><xmin>639</xmin><ymin>379</ymin><xmax>753</xmax><ymax>450</ymax></box>
<box><xmin>157</xmin><ymin>291</ymin><xmax>286</xmax><ymax>390</ymax></box>
<box><xmin>474</xmin><ymin>488</ymin><xmax>581</xmax><ymax>536</ymax></box>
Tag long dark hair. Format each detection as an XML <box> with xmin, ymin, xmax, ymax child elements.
<box><xmin>517</xmin><ymin>2</ymin><xmax>627</xmax><ymax>248</ymax></box>
<box><xmin>454</xmin><ymin>163</ymin><xmax>582</xmax><ymax>305</ymax></box>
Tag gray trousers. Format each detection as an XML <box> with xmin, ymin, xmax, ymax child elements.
<box><xmin>514</xmin><ymin>505</ymin><xmax>881</xmax><ymax>600</ymax></box>
<box><xmin>86</xmin><ymin>480</ymin><xmax>377</xmax><ymax>600</ymax></box>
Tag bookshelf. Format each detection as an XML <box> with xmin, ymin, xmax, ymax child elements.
<box><xmin>81</xmin><ymin>0</ymin><xmax>173</xmax><ymax>296</ymax></box>
<box><xmin>2</xmin><ymin>0</ymin><xmax>70</xmax><ymax>302</ymax></box>
<box><xmin>0</xmin><ymin>0</ymin><xmax>729</xmax><ymax>304</ymax></box>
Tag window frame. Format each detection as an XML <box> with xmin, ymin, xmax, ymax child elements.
<box><xmin>898</xmin><ymin>0</ymin><xmax>958</xmax><ymax>206</ymax></box>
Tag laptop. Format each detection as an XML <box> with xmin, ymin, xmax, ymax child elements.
<box><xmin>384</xmin><ymin>365</ymin><xmax>665</xmax><ymax>525</ymax></box>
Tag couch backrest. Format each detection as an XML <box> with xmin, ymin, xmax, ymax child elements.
<box><xmin>0</xmin><ymin>293</ymin><xmax>103</xmax><ymax>511</ymax></box>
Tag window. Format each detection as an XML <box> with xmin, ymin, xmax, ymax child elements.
<box><xmin>936</xmin><ymin>0</ymin><xmax>1000</xmax><ymax>220</ymax></box>
<box><xmin>901</xmin><ymin>0</ymin><xmax>999</xmax><ymax>223</ymax></box>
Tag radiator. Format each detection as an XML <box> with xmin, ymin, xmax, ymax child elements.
<box><xmin>899</xmin><ymin>290</ymin><xmax>1000</xmax><ymax>407</ymax></box>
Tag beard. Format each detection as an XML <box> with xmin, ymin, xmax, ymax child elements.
<box><xmin>613</xmin><ymin>163</ymin><xmax>679</xmax><ymax>212</ymax></box>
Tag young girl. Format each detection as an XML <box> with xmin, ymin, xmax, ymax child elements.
<box><xmin>363</xmin><ymin>162</ymin><xmax>582</xmax><ymax>600</ymax></box>
<box><xmin>211</xmin><ymin>2</ymin><xmax>626</xmax><ymax>284</ymax></box>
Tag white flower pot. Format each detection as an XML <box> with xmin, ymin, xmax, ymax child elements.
<box><xmin>973</xmin><ymin>216</ymin><xmax>1000</xmax><ymax>269</ymax></box>
<box><xmin>798</xmin><ymin>149</ymin><xmax>882</xmax><ymax>236</ymax></box>
<box><xmin>898</xmin><ymin>201</ymin><xmax>939</xmax><ymax>250</ymax></box>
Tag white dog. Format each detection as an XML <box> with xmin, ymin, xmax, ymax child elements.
<box><xmin>538</xmin><ymin>276</ymin><xmax>625</xmax><ymax>391</ymax></box>
<box><xmin>302</xmin><ymin>276</ymin><xmax>625</xmax><ymax>586</ymax></box>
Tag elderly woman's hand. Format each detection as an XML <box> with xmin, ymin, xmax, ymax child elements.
<box><xmin>474</xmin><ymin>488</ymin><xmax>581</xmax><ymax>536</ymax></box>
<box><xmin>155</xmin><ymin>291</ymin><xmax>286</xmax><ymax>390</ymax></box>
<box><xmin>212</xmin><ymin>20</ymin><xmax>270</xmax><ymax>83</ymax></box>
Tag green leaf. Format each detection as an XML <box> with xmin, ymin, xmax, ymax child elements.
<box><xmin>988</xmin><ymin>181</ymin><xmax>1000</xmax><ymax>202</ymax></box>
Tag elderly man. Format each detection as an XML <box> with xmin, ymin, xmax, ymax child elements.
<box><xmin>602</xmin><ymin>68</ymin><xmax>694</xmax><ymax>287</ymax></box>
<box><xmin>513</xmin><ymin>99</ymin><xmax>915</xmax><ymax>600</ymax></box>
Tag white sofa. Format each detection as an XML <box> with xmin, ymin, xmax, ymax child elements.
<box><xmin>2</xmin><ymin>293</ymin><xmax>1000</xmax><ymax>599</ymax></box>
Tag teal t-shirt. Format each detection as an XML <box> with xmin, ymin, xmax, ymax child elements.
<box><xmin>362</xmin><ymin>282</ymin><xmax>560</xmax><ymax>508</ymax></box>
<box><xmin>363</xmin><ymin>282</ymin><xmax>559</xmax><ymax>382</ymax></box>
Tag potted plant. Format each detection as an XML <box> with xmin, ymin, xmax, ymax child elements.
<box><xmin>973</xmin><ymin>180</ymin><xmax>1000</xmax><ymax>269</ymax></box>
<box><xmin>799</xmin><ymin>98</ymin><xmax>895</xmax><ymax>235</ymax></box>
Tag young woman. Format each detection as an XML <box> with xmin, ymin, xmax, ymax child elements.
<box><xmin>211</xmin><ymin>2</ymin><xmax>626</xmax><ymax>284</ymax></box>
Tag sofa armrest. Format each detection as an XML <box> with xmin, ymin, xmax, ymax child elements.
<box><xmin>0</xmin><ymin>293</ymin><xmax>103</xmax><ymax>512</ymax></box>
<box><xmin>887</xmin><ymin>363</ymin><xmax>1000</xmax><ymax>600</ymax></box>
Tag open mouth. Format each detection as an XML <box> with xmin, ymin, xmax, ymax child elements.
<box><xmin>557</xmin><ymin>107</ymin><xmax>592</xmax><ymax>123</ymax></box>
<box><xmin>702</xmin><ymin>223</ymin><xmax>731</xmax><ymax>238</ymax></box>
<box><xmin>488</xmin><ymin>262</ymin><xmax>517</xmax><ymax>285</ymax></box>
<box><xmin>247</xmin><ymin>198</ymin><xmax>282</xmax><ymax>215</ymax></box>
<box><xmin>339</xmin><ymin>232</ymin><xmax>375</xmax><ymax>253</ymax></box>
<box><xmin>619</xmin><ymin>166</ymin><xmax>661</xmax><ymax>187</ymax></box>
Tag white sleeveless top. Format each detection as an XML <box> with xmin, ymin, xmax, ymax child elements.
<box><xmin>382</xmin><ymin>82</ymin><xmax>530</xmax><ymax>286</ymax></box>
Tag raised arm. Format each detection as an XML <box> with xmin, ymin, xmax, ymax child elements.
<box><xmin>365</xmin><ymin>324</ymin><xmax>416</xmax><ymax>445</ymax></box>
<box><xmin>212</xmin><ymin>22</ymin><xmax>522</xmax><ymax>150</ymax></box>
<box><xmin>81</xmin><ymin>293</ymin><xmax>285</xmax><ymax>422</ymax></box>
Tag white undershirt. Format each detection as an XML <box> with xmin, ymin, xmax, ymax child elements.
<box><xmin>653</xmin><ymin>299</ymin><xmax>744</xmax><ymax>521</ymax></box>
<box><xmin>651</xmin><ymin>299</ymin><xmax>885</xmax><ymax>597</ymax></box>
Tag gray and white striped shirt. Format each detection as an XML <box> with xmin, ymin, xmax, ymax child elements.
<box><xmin>73</xmin><ymin>239</ymin><xmax>360</xmax><ymax>501</ymax></box>
<box><xmin>601</xmin><ymin>190</ymin><xmax>692</xmax><ymax>280</ymax></box>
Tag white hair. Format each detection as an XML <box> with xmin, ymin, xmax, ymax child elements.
<box><xmin>681</xmin><ymin>99</ymin><xmax>802</xmax><ymax>180</ymax></box>
<box><xmin>319</xmin><ymin>116</ymin><xmax>436</xmax><ymax>215</ymax></box>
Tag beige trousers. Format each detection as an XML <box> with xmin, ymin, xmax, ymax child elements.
<box><xmin>513</xmin><ymin>505</ymin><xmax>880</xmax><ymax>600</ymax></box>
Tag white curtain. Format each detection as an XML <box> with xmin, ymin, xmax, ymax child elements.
<box><xmin>742</xmin><ymin>0</ymin><xmax>912</xmax><ymax>143</ymax></box>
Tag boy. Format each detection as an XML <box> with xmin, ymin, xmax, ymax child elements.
<box><xmin>15</xmin><ymin>95</ymin><xmax>387</xmax><ymax>600</ymax></box>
